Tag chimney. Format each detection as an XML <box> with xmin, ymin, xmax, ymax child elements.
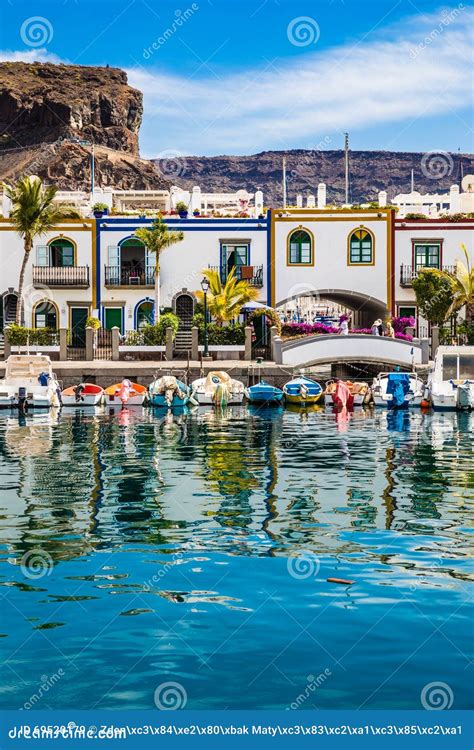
<box><xmin>317</xmin><ymin>183</ymin><xmax>326</xmax><ymax>208</ymax></box>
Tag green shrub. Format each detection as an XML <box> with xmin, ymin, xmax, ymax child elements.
<box><xmin>6</xmin><ymin>324</ymin><xmax>58</xmax><ymax>346</ymax></box>
<box><xmin>142</xmin><ymin>312</ymin><xmax>179</xmax><ymax>344</ymax></box>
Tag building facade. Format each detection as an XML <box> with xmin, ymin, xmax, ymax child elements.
<box><xmin>1</xmin><ymin>200</ymin><xmax>473</xmax><ymax>343</ymax></box>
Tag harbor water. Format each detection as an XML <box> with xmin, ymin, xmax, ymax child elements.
<box><xmin>0</xmin><ymin>405</ymin><xmax>472</xmax><ymax>710</ymax></box>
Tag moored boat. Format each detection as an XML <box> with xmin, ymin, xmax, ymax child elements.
<box><xmin>149</xmin><ymin>375</ymin><xmax>190</xmax><ymax>408</ymax></box>
<box><xmin>372</xmin><ymin>371</ymin><xmax>424</xmax><ymax>409</ymax></box>
<box><xmin>245</xmin><ymin>380</ymin><xmax>283</xmax><ymax>404</ymax></box>
<box><xmin>190</xmin><ymin>371</ymin><xmax>245</xmax><ymax>406</ymax></box>
<box><xmin>324</xmin><ymin>379</ymin><xmax>371</xmax><ymax>407</ymax></box>
<box><xmin>62</xmin><ymin>382</ymin><xmax>104</xmax><ymax>407</ymax></box>
<box><xmin>104</xmin><ymin>379</ymin><xmax>147</xmax><ymax>406</ymax></box>
<box><xmin>427</xmin><ymin>346</ymin><xmax>474</xmax><ymax>410</ymax></box>
<box><xmin>283</xmin><ymin>376</ymin><xmax>323</xmax><ymax>406</ymax></box>
<box><xmin>0</xmin><ymin>355</ymin><xmax>61</xmax><ymax>410</ymax></box>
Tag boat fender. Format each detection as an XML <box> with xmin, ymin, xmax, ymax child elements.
<box><xmin>188</xmin><ymin>394</ymin><xmax>199</xmax><ymax>406</ymax></box>
<box><xmin>18</xmin><ymin>386</ymin><xmax>28</xmax><ymax>413</ymax></box>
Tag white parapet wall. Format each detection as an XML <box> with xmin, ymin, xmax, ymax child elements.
<box><xmin>275</xmin><ymin>334</ymin><xmax>424</xmax><ymax>367</ymax></box>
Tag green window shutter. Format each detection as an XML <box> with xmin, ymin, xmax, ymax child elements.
<box><xmin>107</xmin><ymin>245</ymin><xmax>120</xmax><ymax>266</ymax></box>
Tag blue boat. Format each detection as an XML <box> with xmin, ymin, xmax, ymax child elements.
<box><xmin>149</xmin><ymin>376</ymin><xmax>189</xmax><ymax>408</ymax></box>
<box><xmin>245</xmin><ymin>380</ymin><xmax>284</xmax><ymax>404</ymax></box>
<box><xmin>283</xmin><ymin>376</ymin><xmax>323</xmax><ymax>406</ymax></box>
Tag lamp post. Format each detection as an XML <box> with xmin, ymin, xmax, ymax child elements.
<box><xmin>200</xmin><ymin>277</ymin><xmax>210</xmax><ymax>358</ymax></box>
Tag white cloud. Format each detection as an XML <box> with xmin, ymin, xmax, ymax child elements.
<box><xmin>0</xmin><ymin>49</ymin><xmax>64</xmax><ymax>64</ymax></box>
<box><xmin>128</xmin><ymin>5</ymin><xmax>474</xmax><ymax>156</ymax></box>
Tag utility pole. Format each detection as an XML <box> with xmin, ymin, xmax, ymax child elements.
<box><xmin>411</xmin><ymin>169</ymin><xmax>414</xmax><ymax>193</ymax></box>
<box><xmin>344</xmin><ymin>133</ymin><xmax>349</xmax><ymax>204</ymax></box>
<box><xmin>282</xmin><ymin>156</ymin><xmax>287</xmax><ymax>208</ymax></box>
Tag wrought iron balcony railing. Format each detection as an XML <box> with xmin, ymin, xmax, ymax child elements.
<box><xmin>104</xmin><ymin>266</ymin><xmax>155</xmax><ymax>287</ymax></box>
<box><xmin>208</xmin><ymin>264</ymin><xmax>264</xmax><ymax>287</ymax></box>
<box><xmin>32</xmin><ymin>265</ymin><xmax>90</xmax><ymax>287</ymax></box>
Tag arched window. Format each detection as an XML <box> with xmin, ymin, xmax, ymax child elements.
<box><xmin>287</xmin><ymin>229</ymin><xmax>313</xmax><ymax>265</ymax></box>
<box><xmin>135</xmin><ymin>300</ymin><xmax>153</xmax><ymax>328</ymax></box>
<box><xmin>34</xmin><ymin>300</ymin><xmax>58</xmax><ymax>329</ymax></box>
<box><xmin>348</xmin><ymin>228</ymin><xmax>374</xmax><ymax>265</ymax></box>
<box><xmin>36</xmin><ymin>238</ymin><xmax>76</xmax><ymax>267</ymax></box>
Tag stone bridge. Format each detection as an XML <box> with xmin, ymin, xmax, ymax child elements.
<box><xmin>273</xmin><ymin>334</ymin><xmax>428</xmax><ymax>368</ymax></box>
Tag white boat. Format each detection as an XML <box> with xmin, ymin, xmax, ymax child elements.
<box><xmin>190</xmin><ymin>371</ymin><xmax>245</xmax><ymax>406</ymax></box>
<box><xmin>61</xmin><ymin>382</ymin><xmax>104</xmax><ymax>407</ymax></box>
<box><xmin>372</xmin><ymin>371</ymin><xmax>424</xmax><ymax>408</ymax></box>
<box><xmin>0</xmin><ymin>355</ymin><xmax>61</xmax><ymax>410</ymax></box>
<box><xmin>427</xmin><ymin>346</ymin><xmax>474</xmax><ymax>410</ymax></box>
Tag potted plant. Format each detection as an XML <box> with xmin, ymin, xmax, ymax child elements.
<box><xmin>175</xmin><ymin>201</ymin><xmax>189</xmax><ymax>219</ymax></box>
<box><xmin>193</xmin><ymin>208</ymin><xmax>200</xmax><ymax>217</ymax></box>
<box><xmin>92</xmin><ymin>202</ymin><xmax>109</xmax><ymax>218</ymax></box>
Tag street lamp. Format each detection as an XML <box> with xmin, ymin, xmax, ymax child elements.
<box><xmin>200</xmin><ymin>277</ymin><xmax>210</xmax><ymax>358</ymax></box>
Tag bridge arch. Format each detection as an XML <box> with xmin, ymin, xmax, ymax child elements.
<box><xmin>274</xmin><ymin>333</ymin><xmax>424</xmax><ymax>368</ymax></box>
<box><xmin>276</xmin><ymin>288</ymin><xmax>389</xmax><ymax>328</ymax></box>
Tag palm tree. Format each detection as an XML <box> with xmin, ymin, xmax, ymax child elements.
<box><xmin>445</xmin><ymin>244</ymin><xmax>474</xmax><ymax>325</ymax></box>
<box><xmin>134</xmin><ymin>217</ymin><xmax>184</xmax><ymax>323</ymax></box>
<box><xmin>195</xmin><ymin>267</ymin><xmax>259</xmax><ymax>324</ymax></box>
<box><xmin>5</xmin><ymin>175</ymin><xmax>80</xmax><ymax>325</ymax></box>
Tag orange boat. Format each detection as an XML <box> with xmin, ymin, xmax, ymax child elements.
<box><xmin>104</xmin><ymin>379</ymin><xmax>147</xmax><ymax>406</ymax></box>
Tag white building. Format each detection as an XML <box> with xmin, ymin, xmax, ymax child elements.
<box><xmin>1</xmin><ymin>182</ymin><xmax>473</xmax><ymax>347</ymax></box>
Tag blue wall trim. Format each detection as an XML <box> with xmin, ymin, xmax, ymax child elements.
<box><xmin>96</xmin><ymin>219</ymin><xmax>101</xmax><ymax>309</ymax></box>
<box><xmin>266</xmin><ymin>210</ymin><xmax>272</xmax><ymax>306</ymax></box>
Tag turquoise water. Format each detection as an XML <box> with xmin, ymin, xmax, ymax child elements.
<box><xmin>0</xmin><ymin>406</ymin><xmax>472</xmax><ymax>711</ymax></box>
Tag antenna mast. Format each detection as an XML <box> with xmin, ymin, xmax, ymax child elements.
<box><xmin>344</xmin><ymin>133</ymin><xmax>349</xmax><ymax>204</ymax></box>
<box><xmin>282</xmin><ymin>156</ymin><xmax>287</xmax><ymax>208</ymax></box>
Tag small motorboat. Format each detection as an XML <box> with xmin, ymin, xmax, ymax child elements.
<box><xmin>324</xmin><ymin>379</ymin><xmax>370</xmax><ymax>407</ymax></box>
<box><xmin>372</xmin><ymin>371</ymin><xmax>424</xmax><ymax>409</ymax></box>
<box><xmin>283</xmin><ymin>376</ymin><xmax>323</xmax><ymax>406</ymax></box>
<box><xmin>61</xmin><ymin>382</ymin><xmax>104</xmax><ymax>407</ymax></box>
<box><xmin>456</xmin><ymin>380</ymin><xmax>474</xmax><ymax>410</ymax></box>
<box><xmin>0</xmin><ymin>355</ymin><xmax>61</xmax><ymax>410</ymax></box>
<box><xmin>104</xmin><ymin>379</ymin><xmax>147</xmax><ymax>406</ymax></box>
<box><xmin>190</xmin><ymin>371</ymin><xmax>245</xmax><ymax>406</ymax></box>
<box><xmin>149</xmin><ymin>375</ymin><xmax>190</xmax><ymax>407</ymax></box>
<box><xmin>245</xmin><ymin>380</ymin><xmax>283</xmax><ymax>404</ymax></box>
<box><xmin>427</xmin><ymin>346</ymin><xmax>474</xmax><ymax>410</ymax></box>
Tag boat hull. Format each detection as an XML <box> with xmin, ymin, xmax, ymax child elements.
<box><xmin>104</xmin><ymin>382</ymin><xmax>147</xmax><ymax>406</ymax></box>
<box><xmin>285</xmin><ymin>393</ymin><xmax>322</xmax><ymax>406</ymax></box>
<box><xmin>245</xmin><ymin>384</ymin><xmax>283</xmax><ymax>404</ymax></box>
<box><xmin>149</xmin><ymin>377</ymin><xmax>189</xmax><ymax>408</ymax></box>
<box><xmin>194</xmin><ymin>392</ymin><xmax>244</xmax><ymax>405</ymax></box>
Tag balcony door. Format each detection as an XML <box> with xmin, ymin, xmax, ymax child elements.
<box><xmin>220</xmin><ymin>243</ymin><xmax>249</xmax><ymax>281</ymax></box>
<box><xmin>37</xmin><ymin>239</ymin><xmax>75</xmax><ymax>267</ymax></box>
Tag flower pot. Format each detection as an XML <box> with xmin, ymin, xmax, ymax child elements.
<box><xmin>178</xmin><ymin>211</ymin><xmax>188</xmax><ymax>219</ymax></box>
<box><xmin>93</xmin><ymin>211</ymin><xmax>104</xmax><ymax>218</ymax></box>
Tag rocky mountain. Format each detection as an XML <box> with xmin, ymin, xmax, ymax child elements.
<box><xmin>157</xmin><ymin>149</ymin><xmax>474</xmax><ymax>205</ymax></box>
<box><xmin>0</xmin><ymin>62</ymin><xmax>169</xmax><ymax>190</ymax></box>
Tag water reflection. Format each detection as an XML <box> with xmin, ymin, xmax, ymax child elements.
<box><xmin>1</xmin><ymin>407</ymin><xmax>471</xmax><ymax>567</ymax></box>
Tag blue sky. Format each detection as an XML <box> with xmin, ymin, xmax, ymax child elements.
<box><xmin>1</xmin><ymin>0</ymin><xmax>473</xmax><ymax>157</ymax></box>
